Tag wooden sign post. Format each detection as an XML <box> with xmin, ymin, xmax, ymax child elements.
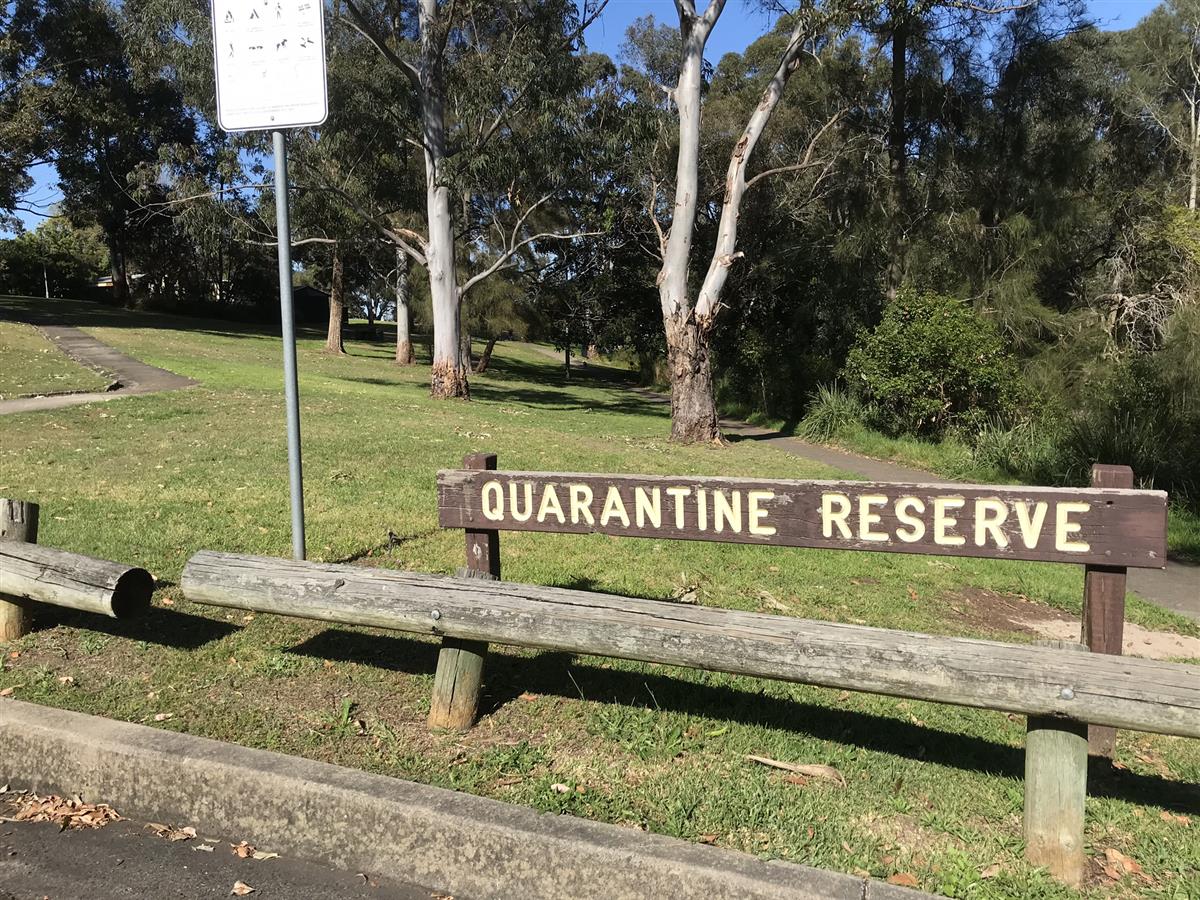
<box><xmin>428</xmin><ymin>453</ymin><xmax>500</xmax><ymax>731</ymax></box>
<box><xmin>1082</xmin><ymin>464</ymin><xmax>1134</xmax><ymax>758</ymax></box>
<box><xmin>0</xmin><ymin>499</ymin><xmax>39</xmax><ymax>641</ymax></box>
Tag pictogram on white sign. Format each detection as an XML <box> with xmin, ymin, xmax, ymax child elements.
<box><xmin>211</xmin><ymin>0</ymin><xmax>328</xmax><ymax>132</ymax></box>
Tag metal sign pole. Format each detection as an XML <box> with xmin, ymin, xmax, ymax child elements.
<box><xmin>272</xmin><ymin>129</ymin><xmax>306</xmax><ymax>561</ymax></box>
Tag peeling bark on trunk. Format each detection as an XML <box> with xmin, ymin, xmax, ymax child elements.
<box><xmin>665</xmin><ymin>311</ymin><xmax>720</xmax><ymax>444</ymax></box>
<box><xmin>474</xmin><ymin>338</ymin><xmax>497</xmax><ymax>374</ymax></box>
<box><xmin>326</xmin><ymin>244</ymin><xmax>347</xmax><ymax>355</ymax></box>
<box><xmin>395</xmin><ymin>248</ymin><xmax>414</xmax><ymax>365</ymax></box>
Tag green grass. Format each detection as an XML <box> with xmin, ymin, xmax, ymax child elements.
<box><xmin>1</xmin><ymin>294</ymin><xmax>1198</xmax><ymax>898</ymax></box>
<box><xmin>0</xmin><ymin>320</ymin><xmax>110</xmax><ymax>399</ymax></box>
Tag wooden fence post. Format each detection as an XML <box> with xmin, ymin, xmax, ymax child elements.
<box><xmin>428</xmin><ymin>453</ymin><xmax>498</xmax><ymax>731</ymax></box>
<box><xmin>1082</xmin><ymin>463</ymin><xmax>1133</xmax><ymax>758</ymax></box>
<box><xmin>1024</xmin><ymin>640</ymin><xmax>1089</xmax><ymax>887</ymax></box>
<box><xmin>0</xmin><ymin>499</ymin><xmax>40</xmax><ymax>641</ymax></box>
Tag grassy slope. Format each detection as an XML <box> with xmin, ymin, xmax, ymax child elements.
<box><xmin>0</xmin><ymin>296</ymin><xmax>1197</xmax><ymax>898</ymax></box>
<box><xmin>0</xmin><ymin>320</ymin><xmax>109</xmax><ymax>399</ymax></box>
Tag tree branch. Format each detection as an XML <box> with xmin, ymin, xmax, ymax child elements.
<box><xmin>343</xmin><ymin>0</ymin><xmax>422</xmax><ymax>93</ymax></box>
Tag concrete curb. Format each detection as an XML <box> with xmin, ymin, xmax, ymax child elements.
<box><xmin>0</xmin><ymin>700</ymin><xmax>930</xmax><ymax>899</ymax></box>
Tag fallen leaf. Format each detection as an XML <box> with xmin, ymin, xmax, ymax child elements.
<box><xmin>835</xmin><ymin>691</ymin><xmax>851</xmax><ymax>702</ymax></box>
<box><xmin>887</xmin><ymin>873</ymin><xmax>920</xmax><ymax>887</ymax></box>
<box><xmin>698</xmin><ymin>834</ymin><xmax>718</xmax><ymax>844</ymax></box>
<box><xmin>981</xmin><ymin>864</ymin><xmax>1001</xmax><ymax>878</ymax></box>
<box><xmin>57</xmin><ymin>676</ymin><xmax>74</xmax><ymax>686</ymax></box>
<box><xmin>252</xmin><ymin>850</ymin><xmax>279</xmax><ymax>861</ymax></box>
<box><xmin>0</xmin><ymin>687</ymin><xmax>14</xmax><ymax>697</ymax></box>
<box><xmin>746</xmin><ymin>755</ymin><xmax>847</xmax><ymax>787</ymax></box>
<box><xmin>757</xmin><ymin>591</ymin><xmax>791</xmax><ymax>612</ymax></box>
<box><xmin>1101</xmin><ymin>864</ymin><xmax>1122</xmax><ymax>881</ymax></box>
<box><xmin>146</xmin><ymin>822</ymin><xmax>196</xmax><ymax>842</ymax></box>
<box><xmin>194</xmin><ymin>844</ymin><xmax>215</xmax><ymax>852</ymax></box>
<box><xmin>230</xmin><ymin>882</ymin><xmax>255</xmax><ymax>896</ymax></box>
<box><xmin>783</xmin><ymin>774</ymin><xmax>809</xmax><ymax>787</ymax></box>
<box><xmin>153</xmin><ymin>713</ymin><xmax>173</xmax><ymax>722</ymax></box>
<box><xmin>160</xmin><ymin>597</ymin><xmax>175</xmax><ymax>606</ymax></box>
<box><xmin>1104</xmin><ymin>847</ymin><xmax>1143</xmax><ymax>876</ymax></box>
<box><xmin>1160</xmin><ymin>811</ymin><xmax>1191</xmax><ymax>827</ymax></box>
<box><xmin>550</xmin><ymin>783</ymin><xmax>570</xmax><ymax>794</ymax></box>
<box><xmin>232</xmin><ymin>841</ymin><xmax>256</xmax><ymax>858</ymax></box>
<box><xmin>517</xmin><ymin>691</ymin><xmax>540</xmax><ymax>702</ymax></box>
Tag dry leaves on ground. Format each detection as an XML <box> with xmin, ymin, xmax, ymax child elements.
<box><xmin>886</xmin><ymin>872</ymin><xmax>920</xmax><ymax>887</ymax></box>
<box><xmin>746</xmin><ymin>755</ymin><xmax>847</xmax><ymax>787</ymax></box>
<box><xmin>232</xmin><ymin>841</ymin><xmax>278</xmax><ymax>861</ymax></box>
<box><xmin>1160</xmin><ymin>811</ymin><xmax>1191</xmax><ymax>827</ymax></box>
<box><xmin>1100</xmin><ymin>848</ymin><xmax>1151</xmax><ymax>883</ymax></box>
<box><xmin>5</xmin><ymin>794</ymin><xmax>121</xmax><ymax>830</ymax></box>
<box><xmin>230</xmin><ymin>881</ymin><xmax>255</xmax><ymax>896</ymax></box>
<box><xmin>147</xmin><ymin>822</ymin><xmax>197</xmax><ymax>842</ymax></box>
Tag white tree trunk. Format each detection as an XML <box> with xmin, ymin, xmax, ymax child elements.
<box><xmin>419</xmin><ymin>0</ymin><xmax>467</xmax><ymax>398</ymax></box>
<box><xmin>395</xmin><ymin>246</ymin><xmax>414</xmax><ymax>365</ymax></box>
<box><xmin>696</xmin><ymin>23</ymin><xmax>808</xmax><ymax>318</ymax></box>
<box><xmin>656</xmin><ymin>2</ymin><xmax>726</xmax><ymax>444</ymax></box>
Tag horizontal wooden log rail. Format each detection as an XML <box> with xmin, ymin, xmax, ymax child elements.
<box><xmin>181</xmin><ymin>550</ymin><xmax>1200</xmax><ymax>740</ymax></box>
<box><xmin>0</xmin><ymin>540</ymin><xmax>154</xmax><ymax>620</ymax></box>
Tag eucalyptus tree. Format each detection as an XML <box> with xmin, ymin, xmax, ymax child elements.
<box><xmin>636</xmin><ymin>2</ymin><xmax>851</xmax><ymax>443</ymax></box>
<box><xmin>337</xmin><ymin>0</ymin><xmax>606</xmax><ymax>398</ymax></box>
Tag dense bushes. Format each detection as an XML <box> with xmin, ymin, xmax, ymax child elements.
<box><xmin>842</xmin><ymin>290</ymin><xmax>1025</xmax><ymax>438</ymax></box>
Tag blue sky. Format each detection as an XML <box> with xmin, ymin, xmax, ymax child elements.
<box><xmin>8</xmin><ymin>0</ymin><xmax>1165</xmax><ymax>232</ymax></box>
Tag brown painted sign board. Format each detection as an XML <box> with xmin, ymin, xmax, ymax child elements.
<box><xmin>437</xmin><ymin>470</ymin><xmax>1168</xmax><ymax>568</ymax></box>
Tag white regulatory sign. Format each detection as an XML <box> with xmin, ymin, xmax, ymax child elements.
<box><xmin>211</xmin><ymin>0</ymin><xmax>328</xmax><ymax>132</ymax></box>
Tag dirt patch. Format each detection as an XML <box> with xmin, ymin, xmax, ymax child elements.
<box><xmin>943</xmin><ymin>588</ymin><xmax>1200</xmax><ymax>661</ymax></box>
<box><xmin>1027</xmin><ymin>619</ymin><xmax>1200</xmax><ymax>662</ymax></box>
<box><xmin>942</xmin><ymin>587</ymin><xmax>1075</xmax><ymax>636</ymax></box>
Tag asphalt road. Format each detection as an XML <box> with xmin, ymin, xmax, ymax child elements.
<box><xmin>0</xmin><ymin>817</ymin><xmax>450</xmax><ymax>900</ymax></box>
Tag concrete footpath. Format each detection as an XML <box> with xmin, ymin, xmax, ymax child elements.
<box><xmin>0</xmin><ymin>699</ymin><xmax>928</xmax><ymax>900</ymax></box>
<box><xmin>0</xmin><ymin>323</ymin><xmax>194</xmax><ymax>415</ymax></box>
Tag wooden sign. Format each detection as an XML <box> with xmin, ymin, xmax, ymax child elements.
<box><xmin>437</xmin><ymin>470</ymin><xmax>1168</xmax><ymax>568</ymax></box>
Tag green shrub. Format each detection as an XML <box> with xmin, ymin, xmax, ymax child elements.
<box><xmin>1057</xmin><ymin>355</ymin><xmax>1199</xmax><ymax>500</ymax></box>
<box><xmin>795</xmin><ymin>384</ymin><xmax>867</xmax><ymax>442</ymax></box>
<box><xmin>972</xmin><ymin>417</ymin><xmax>1065</xmax><ymax>485</ymax></box>
<box><xmin>843</xmin><ymin>290</ymin><xmax>1024</xmax><ymax>438</ymax></box>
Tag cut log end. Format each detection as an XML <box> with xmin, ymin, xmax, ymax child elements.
<box><xmin>111</xmin><ymin>568</ymin><xmax>155</xmax><ymax>619</ymax></box>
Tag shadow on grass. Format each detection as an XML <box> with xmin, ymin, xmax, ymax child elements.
<box><xmin>286</xmin><ymin>626</ymin><xmax>1198</xmax><ymax>813</ymax></box>
<box><xmin>36</xmin><ymin>606</ymin><xmax>238</xmax><ymax>650</ymax></box>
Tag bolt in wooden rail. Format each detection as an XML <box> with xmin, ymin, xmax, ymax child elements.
<box><xmin>1082</xmin><ymin>464</ymin><xmax>1134</xmax><ymax>758</ymax></box>
<box><xmin>428</xmin><ymin>453</ymin><xmax>499</xmax><ymax>731</ymax></box>
<box><xmin>1024</xmin><ymin>641</ymin><xmax>1089</xmax><ymax>887</ymax></box>
<box><xmin>1</xmin><ymin>499</ymin><xmax>39</xmax><ymax>641</ymax></box>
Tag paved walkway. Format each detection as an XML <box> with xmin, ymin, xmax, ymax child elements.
<box><xmin>0</xmin><ymin>324</ymin><xmax>194</xmax><ymax>415</ymax></box>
